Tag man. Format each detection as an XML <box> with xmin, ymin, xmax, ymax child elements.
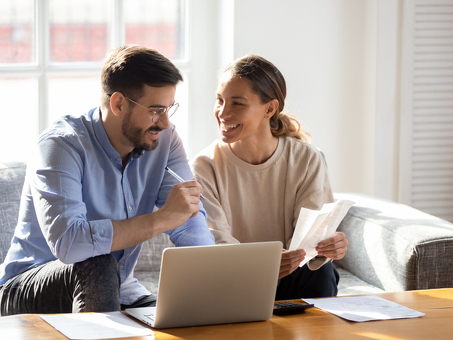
<box><xmin>0</xmin><ymin>45</ymin><xmax>214</xmax><ymax>316</ymax></box>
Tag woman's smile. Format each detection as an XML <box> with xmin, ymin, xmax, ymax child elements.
<box><xmin>221</xmin><ymin>123</ymin><xmax>240</xmax><ymax>132</ymax></box>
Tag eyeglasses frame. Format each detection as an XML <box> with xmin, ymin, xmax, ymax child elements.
<box><xmin>108</xmin><ymin>93</ymin><xmax>179</xmax><ymax>123</ymax></box>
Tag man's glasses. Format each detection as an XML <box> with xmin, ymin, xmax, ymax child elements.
<box><xmin>108</xmin><ymin>93</ymin><xmax>179</xmax><ymax>123</ymax></box>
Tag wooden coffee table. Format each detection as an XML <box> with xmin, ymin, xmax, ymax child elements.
<box><xmin>1</xmin><ymin>288</ymin><xmax>452</xmax><ymax>340</ymax></box>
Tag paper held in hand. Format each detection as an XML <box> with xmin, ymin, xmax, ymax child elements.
<box><xmin>289</xmin><ymin>199</ymin><xmax>355</xmax><ymax>267</ymax></box>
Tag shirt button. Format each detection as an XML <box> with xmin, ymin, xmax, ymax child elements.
<box><xmin>119</xmin><ymin>265</ymin><xmax>123</xmax><ymax>270</ymax></box>
<box><xmin>117</xmin><ymin>157</ymin><xmax>121</xmax><ymax>161</ymax></box>
<box><xmin>128</xmin><ymin>206</ymin><xmax>132</xmax><ymax>210</ymax></box>
<box><xmin>109</xmin><ymin>157</ymin><xmax>113</xmax><ymax>161</ymax></box>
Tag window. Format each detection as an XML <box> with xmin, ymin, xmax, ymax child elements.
<box><xmin>0</xmin><ymin>0</ymin><xmax>188</xmax><ymax>161</ymax></box>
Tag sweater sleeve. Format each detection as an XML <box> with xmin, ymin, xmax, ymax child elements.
<box><xmin>293</xmin><ymin>146</ymin><xmax>334</xmax><ymax>270</ymax></box>
<box><xmin>191</xmin><ymin>155</ymin><xmax>240</xmax><ymax>244</ymax></box>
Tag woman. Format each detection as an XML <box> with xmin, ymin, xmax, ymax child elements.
<box><xmin>191</xmin><ymin>55</ymin><xmax>347</xmax><ymax>299</ymax></box>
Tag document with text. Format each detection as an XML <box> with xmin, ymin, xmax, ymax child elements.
<box><xmin>303</xmin><ymin>295</ymin><xmax>425</xmax><ymax>322</ymax></box>
<box><xmin>289</xmin><ymin>199</ymin><xmax>355</xmax><ymax>267</ymax></box>
<box><xmin>40</xmin><ymin>312</ymin><xmax>154</xmax><ymax>339</ymax></box>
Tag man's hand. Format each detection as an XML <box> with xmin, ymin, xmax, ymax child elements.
<box><xmin>279</xmin><ymin>249</ymin><xmax>306</xmax><ymax>279</ymax></box>
<box><xmin>315</xmin><ymin>232</ymin><xmax>348</xmax><ymax>260</ymax></box>
<box><xmin>158</xmin><ymin>178</ymin><xmax>203</xmax><ymax>227</ymax></box>
<box><xmin>111</xmin><ymin>179</ymin><xmax>203</xmax><ymax>252</ymax></box>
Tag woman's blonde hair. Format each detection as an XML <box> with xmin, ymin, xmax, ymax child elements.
<box><xmin>222</xmin><ymin>55</ymin><xmax>311</xmax><ymax>143</ymax></box>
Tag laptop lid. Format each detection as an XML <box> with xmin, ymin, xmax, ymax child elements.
<box><xmin>127</xmin><ymin>241</ymin><xmax>282</xmax><ymax>329</ymax></box>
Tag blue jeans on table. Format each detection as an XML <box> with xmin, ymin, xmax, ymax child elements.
<box><xmin>0</xmin><ymin>254</ymin><xmax>155</xmax><ymax>316</ymax></box>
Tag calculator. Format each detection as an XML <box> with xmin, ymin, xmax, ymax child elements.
<box><xmin>273</xmin><ymin>301</ymin><xmax>314</xmax><ymax>315</ymax></box>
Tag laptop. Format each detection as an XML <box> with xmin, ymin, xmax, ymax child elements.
<box><xmin>126</xmin><ymin>241</ymin><xmax>282</xmax><ymax>329</ymax></box>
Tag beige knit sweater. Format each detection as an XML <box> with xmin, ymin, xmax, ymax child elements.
<box><xmin>191</xmin><ymin>136</ymin><xmax>334</xmax><ymax>263</ymax></box>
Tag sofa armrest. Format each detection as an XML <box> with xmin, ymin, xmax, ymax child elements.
<box><xmin>0</xmin><ymin>162</ymin><xmax>27</xmax><ymax>265</ymax></box>
<box><xmin>334</xmin><ymin>193</ymin><xmax>453</xmax><ymax>291</ymax></box>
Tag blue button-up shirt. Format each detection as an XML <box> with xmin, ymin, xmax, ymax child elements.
<box><xmin>0</xmin><ymin>108</ymin><xmax>214</xmax><ymax>304</ymax></box>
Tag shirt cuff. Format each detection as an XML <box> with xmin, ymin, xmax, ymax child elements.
<box><xmin>91</xmin><ymin>219</ymin><xmax>114</xmax><ymax>256</ymax></box>
<box><xmin>307</xmin><ymin>256</ymin><xmax>331</xmax><ymax>271</ymax></box>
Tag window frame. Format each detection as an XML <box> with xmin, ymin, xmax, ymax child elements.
<box><xmin>0</xmin><ymin>0</ymin><xmax>191</xmax><ymax>144</ymax></box>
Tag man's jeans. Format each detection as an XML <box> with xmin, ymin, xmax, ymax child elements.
<box><xmin>0</xmin><ymin>254</ymin><xmax>122</xmax><ymax>316</ymax></box>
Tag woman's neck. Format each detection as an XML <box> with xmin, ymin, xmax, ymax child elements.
<box><xmin>229</xmin><ymin>132</ymin><xmax>279</xmax><ymax>165</ymax></box>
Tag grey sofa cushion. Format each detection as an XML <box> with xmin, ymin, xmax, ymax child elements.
<box><xmin>0</xmin><ymin>162</ymin><xmax>26</xmax><ymax>265</ymax></box>
<box><xmin>335</xmin><ymin>193</ymin><xmax>453</xmax><ymax>291</ymax></box>
<box><xmin>134</xmin><ymin>232</ymin><xmax>174</xmax><ymax>273</ymax></box>
<box><xmin>336</xmin><ymin>268</ymin><xmax>384</xmax><ymax>295</ymax></box>
<box><xmin>134</xmin><ymin>230</ymin><xmax>174</xmax><ymax>295</ymax></box>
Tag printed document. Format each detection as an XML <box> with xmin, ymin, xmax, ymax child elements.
<box><xmin>289</xmin><ymin>199</ymin><xmax>355</xmax><ymax>267</ymax></box>
<box><xmin>303</xmin><ymin>295</ymin><xmax>425</xmax><ymax>322</ymax></box>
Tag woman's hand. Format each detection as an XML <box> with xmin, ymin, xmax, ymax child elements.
<box><xmin>315</xmin><ymin>232</ymin><xmax>348</xmax><ymax>260</ymax></box>
<box><xmin>279</xmin><ymin>249</ymin><xmax>306</xmax><ymax>279</ymax></box>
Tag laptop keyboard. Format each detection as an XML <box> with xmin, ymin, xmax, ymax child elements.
<box><xmin>145</xmin><ymin>314</ymin><xmax>154</xmax><ymax>321</ymax></box>
<box><xmin>144</xmin><ymin>314</ymin><xmax>155</xmax><ymax>321</ymax></box>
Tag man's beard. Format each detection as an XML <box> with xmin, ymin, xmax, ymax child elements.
<box><xmin>122</xmin><ymin>107</ymin><xmax>161</xmax><ymax>152</ymax></box>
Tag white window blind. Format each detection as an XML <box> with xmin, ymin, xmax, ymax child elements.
<box><xmin>401</xmin><ymin>0</ymin><xmax>453</xmax><ymax>222</ymax></box>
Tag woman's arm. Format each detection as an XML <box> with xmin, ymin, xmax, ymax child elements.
<box><xmin>292</xmin><ymin>147</ymin><xmax>339</xmax><ymax>270</ymax></box>
<box><xmin>191</xmin><ymin>155</ymin><xmax>240</xmax><ymax>244</ymax></box>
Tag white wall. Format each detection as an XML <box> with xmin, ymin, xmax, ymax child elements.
<box><xmin>192</xmin><ymin>0</ymin><xmax>381</xmax><ymax>195</ymax></box>
<box><xmin>186</xmin><ymin>0</ymin><xmax>221</xmax><ymax>155</ymax></box>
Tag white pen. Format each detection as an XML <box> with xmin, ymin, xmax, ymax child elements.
<box><xmin>165</xmin><ymin>166</ymin><xmax>205</xmax><ymax>200</ymax></box>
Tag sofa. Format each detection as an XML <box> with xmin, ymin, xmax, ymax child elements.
<box><xmin>1</xmin><ymin>161</ymin><xmax>453</xmax><ymax>298</ymax></box>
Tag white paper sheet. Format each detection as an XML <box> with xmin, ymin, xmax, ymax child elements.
<box><xmin>303</xmin><ymin>295</ymin><xmax>425</xmax><ymax>322</ymax></box>
<box><xmin>40</xmin><ymin>312</ymin><xmax>154</xmax><ymax>339</ymax></box>
<box><xmin>289</xmin><ymin>199</ymin><xmax>355</xmax><ymax>267</ymax></box>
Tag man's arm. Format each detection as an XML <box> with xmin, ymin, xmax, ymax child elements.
<box><xmin>32</xmin><ymin>133</ymin><xmax>208</xmax><ymax>263</ymax></box>
<box><xmin>111</xmin><ymin>179</ymin><xmax>209</xmax><ymax>251</ymax></box>
<box><xmin>30</xmin><ymin>136</ymin><xmax>113</xmax><ymax>264</ymax></box>
<box><xmin>150</xmin><ymin>125</ymin><xmax>214</xmax><ymax>247</ymax></box>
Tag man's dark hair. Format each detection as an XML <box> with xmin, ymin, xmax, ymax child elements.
<box><xmin>101</xmin><ymin>45</ymin><xmax>183</xmax><ymax>105</ymax></box>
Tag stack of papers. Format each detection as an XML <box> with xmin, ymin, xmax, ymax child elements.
<box><xmin>289</xmin><ymin>200</ymin><xmax>355</xmax><ymax>267</ymax></box>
